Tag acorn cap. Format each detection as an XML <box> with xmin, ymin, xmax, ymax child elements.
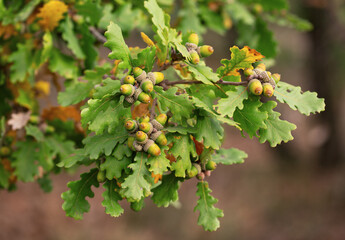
<box><xmin>199</xmin><ymin>45</ymin><xmax>214</xmax><ymax>58</ymax></box>
<box><xmin>262</xmin><ymin>83</ymin><xmax>274</xmax><ymax>97</ymax></box>
<box><xmin>248</xmin><ymin>79</ymin><xmax>263</xmax><ymax>95</ymax></box>
<box><xmin>188</xmin><ymin>33</ymin><xmax>199</xmax><ymax>45</ymax></box>
<box><xmin>147</xmin><ymin>72</ymin><xmax>156</xmax><ymax>85</ymax></box>
<box><xmin>206</xmin><ymin>160</ymin><xmax>217</xmax><ymax>171</ymax></box>
<box><xmin>124</xmin><ymin>96</ymin><xmax>135</xmax><ymax>104</ymax></box>
<box><xmin>133</xmin><ymin>141</ymin><xmax>143</xmax><ymax>151</ymax></box>
<box><xmin>143</xmin><ymin>139</ymin><xmax>155</xmax><ymax>152</ymax></box>
<box><xmin>185</xmin><ymin>42</ymin><xmax>198</xmax><ymax>52</ymax></box>
<box><xmin>151</xmin><ymin>119</ymin><xmax>164</xmax><ymax>130</ymax></box>
<box><xmin>120</xmin><ymin>84</ymin><xmax>135</xmax><ymax>96</ymax></box>
<box><xmin>133</xmin><ymin>67</ymin><xmax>143</xmax><ymax>78</ymax></box>
<box><xmin>134</xmin><ymin>88</ymin><xmax>143</xmax><ymax>100</ymax></box>
<box><xmin>135</xmin><ymin>70</ymin><xmax>147</xmax><ymax>82</ymax></box>
<box><xmin>138</xmin><ymin>92</ymin><xmax>151</xmax><ymax>104</ymax></box>
<box><xmin>140</xmin><ymin>79</ymin><xmax>154</xmax><ymax>93</ymax></box>
<box><xmin>123</xmin><ymin>75</ymin><xmax>135</xmax><ymax>85</ymax></box>
<box><xmin>190</xmin><ymin>50</ymin><xmax>200</xmax><ymax>65</ymax></box>
<box><xmin>153</xmin><ymin>72</ymin><xmax>164</xmax><ymax>84</ymax></box>
<box><xmin>150</xmin><ymin>131</ymin><xmax>162</xmax><ymax>141</ymax></box>
<box><xmin>155</xmin><ymin>113</ymin><xmax>167</xmax><ymax>126</ymax></box>
<box><xmin>136</xmin><ymin>131</ymin><xmax>148</xmax><ymax>144</ymax></box>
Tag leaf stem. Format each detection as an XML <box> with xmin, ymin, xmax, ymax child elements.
<box><xmin>89</xmin><ymin>27</ymin><xmax>107</xmax><ymax>43</ymax></box>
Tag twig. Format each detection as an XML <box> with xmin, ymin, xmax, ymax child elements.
<box><xmin>150</xmin><ymin>98</ymin><xmax>157</xmax><ymax>120</ymax></box>
<box><xmin>89</xmin><ymin>26</ymin><xmax>107</xmax><ymax>43</ymax></box>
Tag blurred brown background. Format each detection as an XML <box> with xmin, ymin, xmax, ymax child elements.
<box><xmin>1</xmin><ymin>0</ymin><xmax>345</xmax><ymax>239</ymax></box>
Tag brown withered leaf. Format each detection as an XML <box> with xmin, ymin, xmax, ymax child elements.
<box><xmin>41</xmin><ymin>106</ymin><xmax>80</xmax><ymax>122</ymax></box>
<box><xmin>8</xmin><ymin>111</ymin><xmax>31</xmax><ymax>130</ymax></box>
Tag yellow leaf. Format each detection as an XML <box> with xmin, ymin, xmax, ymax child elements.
<box><xmin>36</xmin><ymin>1</ymin><xmax>68</xmax><ymax>31</ymax></box>
<box><xmin>35</xmin><ymin>80</ymin><xmax>50</xmax><ymax>96</ymax></box>
<box><xmin>140</xmin><ymin>32</ymin><xmax>155</xmax><ymax>46</ymax></box>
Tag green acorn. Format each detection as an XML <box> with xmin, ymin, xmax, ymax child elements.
<box><xmin>199</xmin><ymin>45</ymin><xmax>214</xmax><ymax>57</ymax></box>
<box><xmin>248</xmin><ymin>79</ymin><xmax>263</xmax><ymax>95</ymax></box>
<box><xmin>144</xmin><ymin>139</ymin><xmax>161</xmax><ymax>156</ymax></box>
<box><xmin>45</xmin><ymin>125</ymin><xmax>55</xmax><ymax>133</ymax></box>
<box><xmin>272</xmin><ymin>73</ymin><xmax>281</xmax><ymax>83</ymax></box>
<box><xmin>150</xmin><ymin>131</ymin><xmax>167</xmax><ymax>146</ymax></box>
<box><xmin>139</xmin><ymin>122</ymin><xmax>153</xmax><ymax>134</ymax></box>
<box><xmin>244</xmin><ymin>68</ymin><xmax>254</xmax><ymax>76</ymax></box>
<box><xmin>124</xmin><ymin>119</ymin><xmax>138</xmax><ymax>132</ymax></box>
<box><xmin>136</xmin><ymin>131</ymin><xmax>148</xmax><ymax>144</ymax></box>
<box><xmin>139</xmin><ymin>116</ymin><xmax>150</xmax><ymax>123</ymax></box>
<box><xmin>128</xmin><ymin>136</ymin><xmax>136</xmax><ymax>151</ymax></box>
<box><xmin>206</xmin><ymin>160</ymin><xmax>217</xmax><ymax>171</ymax></box>
<box><xmin>256</xmin><ymin>63</ymin><xmax>266</xmax><ymax>71</ymax></box>
<box><xmin>156</xmin><ymin>113</ymin><xmax>167</xmax><ymax>126</ymax></box>
<box><xmin>138</xmin><ymin>92</ymin><xmax>151</xmax><ymax>103</ymax></box>
<box><xmin>188</xmin><ymin>33</ymin><xmax>199</xmax><ymax>45</ymax></box>
<box><xmin>120</xmin><ymin>84</ymin><xmax>135</xmax><ymax>96</ymax></box>
<box><xmin>262</xmin><ymin>83</ymin><xmax>274</xmax><ymax>97</ymax></box>
<box><xmin>140</xmin><ymin>79</ymin><xmax>154</xmax><ymax>93</ymax></box>
<box><xmin>187</xmin><ymin>165</ymin><xmax>199</xmax><ymax>178</ymax></box>
<box><xmin>190</xmin><ymin>51</ymin><xmax>200</xmax><ymax>65</ymax></box>
<box><xmin>123</xmin><ymin>75</ymin><xmax>135</xmax><ymax>85</ymax></box>
<box><xmin>0</xmin><ymin>146</ymin><xmax>11</xmax><ymax>156</ymax></box>
<box><xmin>153</xmin><ymin>72</ymin><xmax>164</xmax><ymax>84</ymax></box>
<box><xmin>97</xmin><ymin>170</ymin><xmax>106</xmax><ymax>183</ymax></box>
<box><xmin>133</xmin><ymin>67</ymin><xmax>146</xmax><ymax>82</ymax></box>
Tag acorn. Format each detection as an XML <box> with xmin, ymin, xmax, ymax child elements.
<box><xmin>155</xmin><ymin>113</ymin><xmax>167</xmax><ymax>126</ymax></box>
<box><xmin>133</xmin><ymin>67</ymin><xmax>146</xmax><ymax>82</ymax></box>
<box><xmin>128</xmin><ymin>136</ymin><xmax>136</xmax><ymax>151</ymax></box>
<box><xmin>244</xmin><ymin>68</ymin><xmax>254</xmax><ymax>76</ymax></box>
<box><xmin>133</xmin><ymin>141</ymin><xmax>143</xmax><ymax>151</ymax></box>
<box><xmin>190</xmin><ymin>50</ymin><xmax>200</xmax><ymax>65</ymax></box>
<box><xmin>196</xmin><ymin>172</ymin><xmax>205</xmax><ymax>180</ymax></box>
<box><xmin>248</xmin><ymin>79</ymin><xmax>263</xmax><ymax>95</ymax></box>
<box><xmin>153</xmin><ymin>72</ymin><xmax>164</xmax><ymax>84</ymax></box>
<box><xmin>150</xmin><ymin>131</ymin><xmax>167</xmax><ymax>146</ymax></box>
<box><xmin>151</xmin><ymin>119</ymin><xmax>164</xmax><ymax>131</ymax></box>
<box><xmin>187</xmin><ymin>165</ymin><xmax>199</xmax><ymax>178</ymax></box>
<box><xmin>198</xmin><ymin>45</ymin><xmax>214</xmax><ymax>57</ymax></box>
<box><xmin>97</xmin><ymin>170</ymin><xmax>106</xmax><ymax>183</ymax></box>
<box><xmin>120</xmin><ymin>84</ymin><xmax>135</xmax><ymax>96</ymax></box>
<box><xmin>139</xmin><ymin>122</ymin><xmax>153</xmax><ymax>134</ymax></box>
<box><xmin>143</xmin><ymin>139</ymin><xmax>161</xmax><ymax>156</ymax></box>
<box><xmin>139</xmin><ymin>116</ymin><xmax>150</xmax><ymax>123</ymax></box>
<box><xmin>124</xmin><ymin>119</ymin><xmax>138</xmax><ymax>132</ymax></box>
<box><xmin>262</xmin><ymin>83</ymin><xmax>274</xmax><ymax>97</ymax></box>
<box><xmin>272</xmin><ymin>73</ymin><xmax>281</xmax><ymax>84</ymax></box>
<box><xmin>0</xmin><ymin>146</ymin><xmax>11</xmax><ymax>156</ymax></box>
<box><xmin>188</xmin><ymin>33</ymin><xmax>199</xmax><ymax>45</ymax></box>
<box><xmin>140</xmin><ymin>79</ymin><xmax>154</xmax><ymax>93</ymax></box>
<box><xmin>206</xmin><ymin>160</ymin><xmax>217</xmax><ymax>171</ymax></box>
<box><xmin>205</xmin><ymin>170</ymin><xmax>211</xmax><ymax>177</ymax></box>
<box><xmin>123</xmin><ymin>75</ymin><xmax>135</xmax><ymax>85</ymax></box>
<box><xmin>256</xmin><ymin>63</ymin><xmax>266</xmax><ymax>71</ymax></box>
<box><xmin>134</xmin><ymin>88</ymin><xmax>151</xmax><ymax>104</ymax></box>
<box><xmin>136</xmin><ymin>131</ymin><xmax>148</xmax><ymax>144</ymax></box>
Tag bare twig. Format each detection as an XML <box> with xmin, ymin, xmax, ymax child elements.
<box><xmin>150</xmin><ymin>98</ymin><xmax>157</xmax><ymax>120</ymax></box>
<box><xmin>89</xmin><ymin>26</ymin><xmax>107</xmax><ymax>43</ymax></box>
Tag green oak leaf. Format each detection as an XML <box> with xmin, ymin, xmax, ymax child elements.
<box><xmin>60</xmin><ymin>16</ymin><xmax>85</xmax><ymax>59</ymax></box>
<box><xmin>57</xmin><ymin>149</ymin><xmax>88</xmax><ymax>168</ymax></box>
<box><xmin>81</xmin><ymin>96</ymin><xmax>131</xmax><ymax>135</ymax></box>
<box><xmin>37</xmin><ymin>174</ymin><xmax>53</xmax><ymax>193</ymax></box>
<box><xmin>12</xmin><ymin>141</ymin><xmax>38</xmax><ymax>182</ymax></box>
<box><xmin>121</xmin><ymin>152</ymin><xmax>152</xmax><ymax>201</ymax></box>
<box><xmin>255</xmin><ymin>18</ymin><xmax>277</xmax><ymax>59</ymax></box>
<box><xmin>258</xmin><ymin>101</ymin><xmax>297</xmax><ymax>147</ymax></box>
<box><xmin>61</xmin><ymin>168</ymin><xmax>99</xmax><ymax>220</ymax></box>
<box><xmin>92</xmin><ymin>78</ymin><xmax>121</xmax><ymax>99</ymax></box>
<box><xmin>194</xmin><ymin>181</ymin><xmax>224</xmax><ymax>231</ymax></box>
<box><xmin>102</xmin><ymin>180</ymin><xmax>124</xmax><ymax>217</ymax></box>
<box><xmin>104</xmin><ymin>22</ymin><xmax>131</xmax><ymax>69</ymax></box>
<box><xmin>75</xmin><ymin>2</ymin><xmax>102</xmax><ymax>25</ymax></box>
<box><xmin>274</xmin><ymin>81</ymin><xmax>325</xmax><ymax>116</ymax></box>
<box><xmin>194</xmin><ymin>114</ymin><xmax>224</xmax><ymax>150</ymax></box>
<box><xmin>130</xmin><ymin>197</ymin><xmax>145</xmax><ymax>212</ymax></box>
<box><xmin>165</xmin><ymin>125</ymin><xmax>197</xmax><ymax>135</ymax></box>
<box><xmin>187</xmin><ymin>63</ymin><xmax>218</xmax><ymax>85</ymax></box>
<box><xmin>0</xmin><ymin>163</ymin><xmax>10</xmax><ymax>188</ymax></box>
<box><xmin>83</xmin><ymin>130</ymin><xmax>128</xmax><ymax>160</ymax></box>
<box><xmin>25</xmin><ymin>124</ymin><xmax>44</xmax><ymax>142</ymax></box>
<box><xmin>132</xmin><ymin>46</ymin><xmax>157</xmax><ymax>72</ymax></box>
<box><xmin>49</xmin><ymin>48</ymin><xmax>78</xmax><ymax>79</ymax></box>
<box><xmin>169</xmin><ymin>134</ymin><xmax>195</xmax><ymax>178</ymax></box>
<box><xmin>154</xmin><ymin>86</ymin><xmax>194</xmax><ymax>122</ymax></box>
<box><xmin>212</xmin><ymin>148</ymin><xmax>247</xmax><ymax>165</ymax></box>
<box><xmin>152</xmin><ymin>173</ymin><xmax>180</xmax><ymax>207</ymax></box>
<box><xmin>44</xmin><ymin>135</ymin><xmax>75</xmax><ymax>160</ymax></box>
<box><xmin>8</xmin><ymin>42</ymin><xmax>33</xmax><ymax>83</ymax></box>
<box><xmin>147</xmin><ymin>147</ymin><xmax>171</xmax><ymax>175</ymax></box>
<box><xmin>101</xmin><ymin>155</ymin><xmax>132</xmax><ymax>180</ymax></box>
<box><xmin>233</xmin><ymin>97</ymin><xmax>268</xmax><ymax>138</ymax></box>
<box><xmin>216</xmin><ymin>86</ymin><xmax>249</xmax><ymax>118</ymax></box>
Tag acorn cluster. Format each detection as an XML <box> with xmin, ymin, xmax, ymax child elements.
<box><xmin>245</xmin><ymin>63</ymin><xmax>281</xmax><ymax>98</ymax></box>
<box><xmin>120</xmin><ymin>67</ymin><xmax>164</xmax><ymax>105</ymax></box>
<box><xmin>185</xmin><ymin>33</ymin><xmax>214</xmax><ymax>65</ymax></box>
<box><xmin>126</xmin><ymin>114</ymin><xmax>168</xmax><ymax>157</ymax></box>
<box><xmin>187</xmin><ymin>160</ymin><xmax>218</xmax><ymax>180</ymax></box>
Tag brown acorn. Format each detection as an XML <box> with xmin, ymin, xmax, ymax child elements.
<box><xmin>262</xmin><ymin>83</ymin><xmax>274</xmax><ymax>97</ymax></box>
<box><xmin>136</xmin><ymin>131</ymin><xmax>148</xmax><ymax>144</ymax></box>
<box><xmin>248</xmin><ymin>79</ymin><xmax>263</xmax><ymax>95</ymax></box>
<box><xmin>199</xmin><ymin>45</ymin><xmax>214</xmax><ymax>57</ymax></box>
<box><xmin>143</xmin><ymin>139</ymin><xmax>161</xmax><ymax>156</ymax></box>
